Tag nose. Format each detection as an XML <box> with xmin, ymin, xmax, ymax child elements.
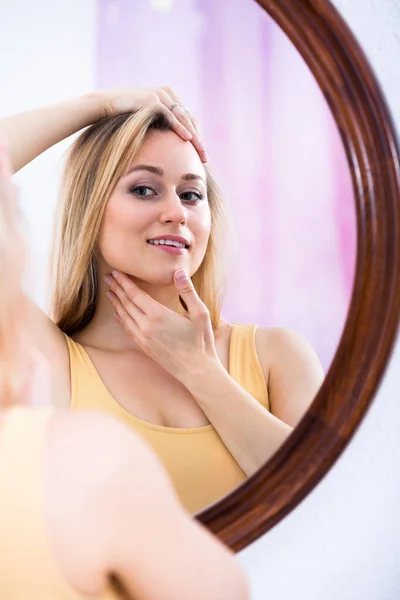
<box><xmin>160</xmin><ymin>192</ymin><xmax>188</xmax><ymax>225</ymax></box>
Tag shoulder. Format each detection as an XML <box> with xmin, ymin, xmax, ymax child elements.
<box><xmin>47</xmin><ymin>410</ymin><xmax>169</xmax><ymax>492</ymax></box>
<box><xmin>45</xmin><ymin>410</ymin><xmax>179</xmax><ymax>564</ymax></box>
<box><xmin>45</xmin><ymin>411</ymin><xmax>249</xmax><ymax>599</ymax></box>
<box><xmin>254</xmin><ymin>327</ymin><xmax>324</xmax><ymax>425</ymax></box>
<box><xmin>44</xmin><ymin>410</ymin><xmax>183</xmax><ymax>592</ymax></box>
<box><xmin>255</xmin><ymin>326</ymin><xmax>323</xmax><ymax>373</ymax></box>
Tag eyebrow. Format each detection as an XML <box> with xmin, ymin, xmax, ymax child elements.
<box><xmin>126</xmin><ymin>164</ymin><xmax>206</xmax><ymax>184</ymax></box>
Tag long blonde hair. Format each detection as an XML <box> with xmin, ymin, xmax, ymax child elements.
<box><xmin>51</xmin><ymin>107</ymin><xmax>228</xmax><ymax>336</ymax></box>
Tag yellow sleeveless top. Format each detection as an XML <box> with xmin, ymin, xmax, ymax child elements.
<box><xmin>0</xmin><ymin>406</ymin><xmax>119</xmax><ymax>599</ymax></box>
<box><xmin>66</xmin><ymin>324</ymin><xmax>270</xmax><ymax>514</ymax></box>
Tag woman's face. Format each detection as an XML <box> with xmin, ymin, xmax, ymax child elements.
<box><xmin>99</xmin><ymin>129</ymin><xmax>211</xmax><ymax>286</ymax></box>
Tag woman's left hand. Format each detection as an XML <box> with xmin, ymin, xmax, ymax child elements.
<box><xmin>104</xmin><ymin>269</ymin><xmax>218</xmax><ymax>382</ymax></box>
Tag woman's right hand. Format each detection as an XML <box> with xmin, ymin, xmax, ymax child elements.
<box><xmin>95</xmin><ymin>86</ymin><xmax>208</xmax><ymax>162</ymax></box>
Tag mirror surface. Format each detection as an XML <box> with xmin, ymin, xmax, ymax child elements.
<box><xmin>4</xmin><ymin>0</ymin><xmax>356</xmax><ymax>515</ymax></box>
<box><xmin>96</xmin><ymin>0</ymin><xmax>356</xmax><ymax>511</ymax></box>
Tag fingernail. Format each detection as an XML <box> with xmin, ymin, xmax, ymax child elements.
<box><xmin>114</xmin><ymin>312</ymin><xmax>121</xmax><ymax>322</ymax></box>
<box><xmin>103</xmin><ymin>275</ymin><xmax>112</xmax><ymax>286</ymax></box>
<box><xmin>175</xmin><ymin>269</ymin><xmax>188</xmax><ymax>282</ymax></box>
<box><xmin>112</xmin><ymin>270</ymin><xmax>119</xmax><ymax>279</ymax></box>
<box><xmin>202</xmin><ymin>151</ymin><xmax>209</xmax><ymax>162</ymax></box>
<box><xmin>106</xmin><ymin>291</ymin><xmax>113</xmax><ymax>301</ymax></box>
<box><xmin>183</xmin><ymin>130</ymin><xmax>192</xmax><ymax>140</ymax></box>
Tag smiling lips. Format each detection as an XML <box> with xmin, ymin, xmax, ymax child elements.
<box><xmin>147</xmin><ymin>235</ymin><xmax>190</xmax><ymax>255</ymax></box>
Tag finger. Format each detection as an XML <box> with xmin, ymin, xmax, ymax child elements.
<box><xmin>105</xmin><ymin>280</ymin><xmax>145</xmax><ymax>326</ymax></box>
<box><xmin>159</xmin><ymin>89</ymin><xmax>205</xmax><ymax>154</ymax></box>
<box><xmin>174</xmin><ymin>269</ymin><xmax>205</xmax><ymax>314</ymax></box>
<box><xmin>107</xmin><ymin>271</ymin><xmax>161</xmax><ymax>316</ymax></box>
<box><xmin>160</xmin><ymin>87</ymin><xmax>201</xmax><ymax>133</ymax></box>
<box><xmin>156</xmin><ymin>90</ymin><xmax>192</xmax><ymax>141</ymax></box>
<box><xmin>109</xmin><ymin>292</ymin><xmax>142</xmax><ymax>339</ymax></box>
<box><xmin>157</xmin><ymin>91</ymin><xmax>208</xmax><ymax>163</ymax></box>
<box><xmin>170</xmin><ymin>106</ymin><xmax>208</xmax><ymax>163</ymax></box>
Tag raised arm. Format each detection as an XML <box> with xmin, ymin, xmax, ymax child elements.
<box><xmin>0</xmin><ymin>87</ymin><xmax>206</xmax><ymax>173</ymax></box>
<box><xmin>0</xmin><ymin>90</ymin><xmax>207</xmax><ymax>407</ymax></box>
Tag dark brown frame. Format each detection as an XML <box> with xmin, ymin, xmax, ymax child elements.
<box><xmin>197</xmin><ymin>0</ymin><xmax>400</xmax><ymax>552</ymax></box>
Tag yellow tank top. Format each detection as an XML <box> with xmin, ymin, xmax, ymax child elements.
<box><xmin>0</xmin><ymin>406</ymin><xmax>119</xmax><ymax>599</ymax></box>
<box><xmin>67</xmin><ymin>324</ymin><xmax>270</xmax><ymax>514</ymax></box>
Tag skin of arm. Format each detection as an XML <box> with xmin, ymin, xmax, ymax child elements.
<box><xmin>49</xmin><ymin>412</ymin><xmax>249</xmax><ymax>600</ymax></box>
<box><xmin>0</xmin><ymin>87</ymin><xmax>204</xmax><ymax>174</ymax></box>
<box><xmin>0</xmin><ymin>94</ymin><xmax>105</xmax><ymax>173</ymax></box>
<box><xmin>179</xmin><ymin>326</ymin><xmax>324</xmax><ymax>476</ymax></box>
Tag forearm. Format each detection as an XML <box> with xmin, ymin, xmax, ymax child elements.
<box><xmin>184</xmin><ymin>360</ymin><xmax>293</xmax><ymax>476</ymax></box>
<box><xmin>0</xmin><ymin>93</ymin><xmax>104</xmax><ymax>172</ymax></box>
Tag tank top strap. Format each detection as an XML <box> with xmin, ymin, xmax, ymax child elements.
<box><xmin>228</xmin><ymin>324</ymin><xmax>270</xmax><ymax>410</ymax></box>
<box><xmin>64</xmin><ymin>333</ymin><xmax>109</xmax><ymax>411</ymax></box>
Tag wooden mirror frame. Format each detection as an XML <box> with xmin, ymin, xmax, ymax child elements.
<box><xmin>196</xmin><ymin>0</ymin><xmax>400</xmax><ymax>552</ymax></box>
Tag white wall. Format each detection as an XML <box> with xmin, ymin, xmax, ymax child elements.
<box><xmin>0</xmin><ymin>0</ymin><xmax>96</xmax><ymax>309</ymax></box>
<box><xmin>0</xmin><ymin>1</ymin><xmax>399</xmax><ymax>599</ymax></box>
<box><xmin>238</xmin><ymin>2</ymin><xmax>400</xmax><ymax>599</ymax></box>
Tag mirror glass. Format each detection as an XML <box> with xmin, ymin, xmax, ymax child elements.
<box><xmin>8</xmin><ymin>0</ymin><xmax>356</xmax><ymax>515</ymax></box>
<box><xmin>96</xmin><ymin>0</ymin><xmax>356</xmax><ymax>511</ymax></box>
<box><xmin>97</xmin><ymin>0</ymin><xmax>355</xmax><ymax>373</ymax></box>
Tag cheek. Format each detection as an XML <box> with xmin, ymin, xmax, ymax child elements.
<box><xmin>100</xmin><ymin>195</ymin><xmax>147</xmax><ymax>251</ymax></box>
<box><xmin>102</xmin><ymin>196</ymin><xmax>134</xmax><ymax>233</ymax></box>
<box><xmin>98</xmin><ymin>197</ymin><xmax>141</xmax><ymax>265</ymax></box>
<box><xmin>193</xmin><ymin>208</ymin><xmax>211</xmax><ymax>246</ymax></box>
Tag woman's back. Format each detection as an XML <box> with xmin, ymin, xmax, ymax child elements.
<box><xmin>0</xmin><ymin>405</ymin><xmax>248</xmax><ymax>600</ymax></box>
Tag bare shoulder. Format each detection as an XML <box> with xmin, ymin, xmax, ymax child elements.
<box><xmin>45</xmin><ymin>410</ymin><xmax>175</xmax><ymax>594</ymax></box>
<box><xmin>254</xmin><ymin>327</ymin><xmax>325</xmax><ymax>426</ymax></box>
<box><xmin>255</xmin><ymin>326</ymin><xmax>323</xmax><ymax>373</ymax></box>
<box><xmin>46</xmin><ymin>409</ymin><xmax>178</xmax><ymax>523</ymax></box>
<box><xmin>45</xmin><ymin>410</ymin><xmax>248</xmax><ymax>599</ymax></box>
<box><xmin>46</xmin><ymin>410</ymin><xmax>165</xmax><ymax>488</ymax></box>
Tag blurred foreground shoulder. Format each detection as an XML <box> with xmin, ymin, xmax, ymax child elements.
<box><xmin>48</xmin><ymin>410</ymin><xmax>249</xmax><ymax>600</ymax></box>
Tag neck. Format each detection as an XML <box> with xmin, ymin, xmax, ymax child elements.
<box><xmin>75</xmin><ymin>275</ymin><xmax>184</xmax><ymax>352</ymax></box>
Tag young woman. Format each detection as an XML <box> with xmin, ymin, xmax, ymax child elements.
<box><xmin>1</xmin><ymin>87</ymin><xmax>324</xmax><ymax>514</ymax></box>
<box><xmin>0</xmin><ymin>144</ymin><xmax>248</xmax><ymax>599</ymax></box>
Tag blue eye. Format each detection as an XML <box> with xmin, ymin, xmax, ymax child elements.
<box><xmin>180</xmin><ymin>191</ymin><xmax>205</xmax><ymax>203</ymax></box>
<box><xmin>130</xmin><ymin>185</ymin><xmax>155</xmax><ymax>197</ymax></box>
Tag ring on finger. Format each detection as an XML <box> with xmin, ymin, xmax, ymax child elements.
<box><xmin>169</xmin><ymin>102</ymin><xmax>190</xmax><ymax>114</ymax></box>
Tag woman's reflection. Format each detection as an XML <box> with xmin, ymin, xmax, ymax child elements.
<box><xmin>1</xmin><ymin>87</ymin><xmax>324</xmax><ymax>514</ymax></box>
<box><xmin>0</xmin><ymin>145</ymin><xmax>248</xmax><ymax>599</ymax></box>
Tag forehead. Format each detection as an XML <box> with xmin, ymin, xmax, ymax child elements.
<box><xmin>132</xmin><ymin>129</ymin><xmax>206</xmax><ymax>178</ymax></box>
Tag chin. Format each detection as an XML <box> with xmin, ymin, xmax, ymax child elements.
<box><xmin>126</xmin><ymin>268</ymin><xmax>179</xmax><ymax>287</ymax></box>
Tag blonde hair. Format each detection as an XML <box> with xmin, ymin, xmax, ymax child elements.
<box><xmin>51</xmin><ymin>107</ymin><xmax>228</xmax><ymax>336</ymax></box>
